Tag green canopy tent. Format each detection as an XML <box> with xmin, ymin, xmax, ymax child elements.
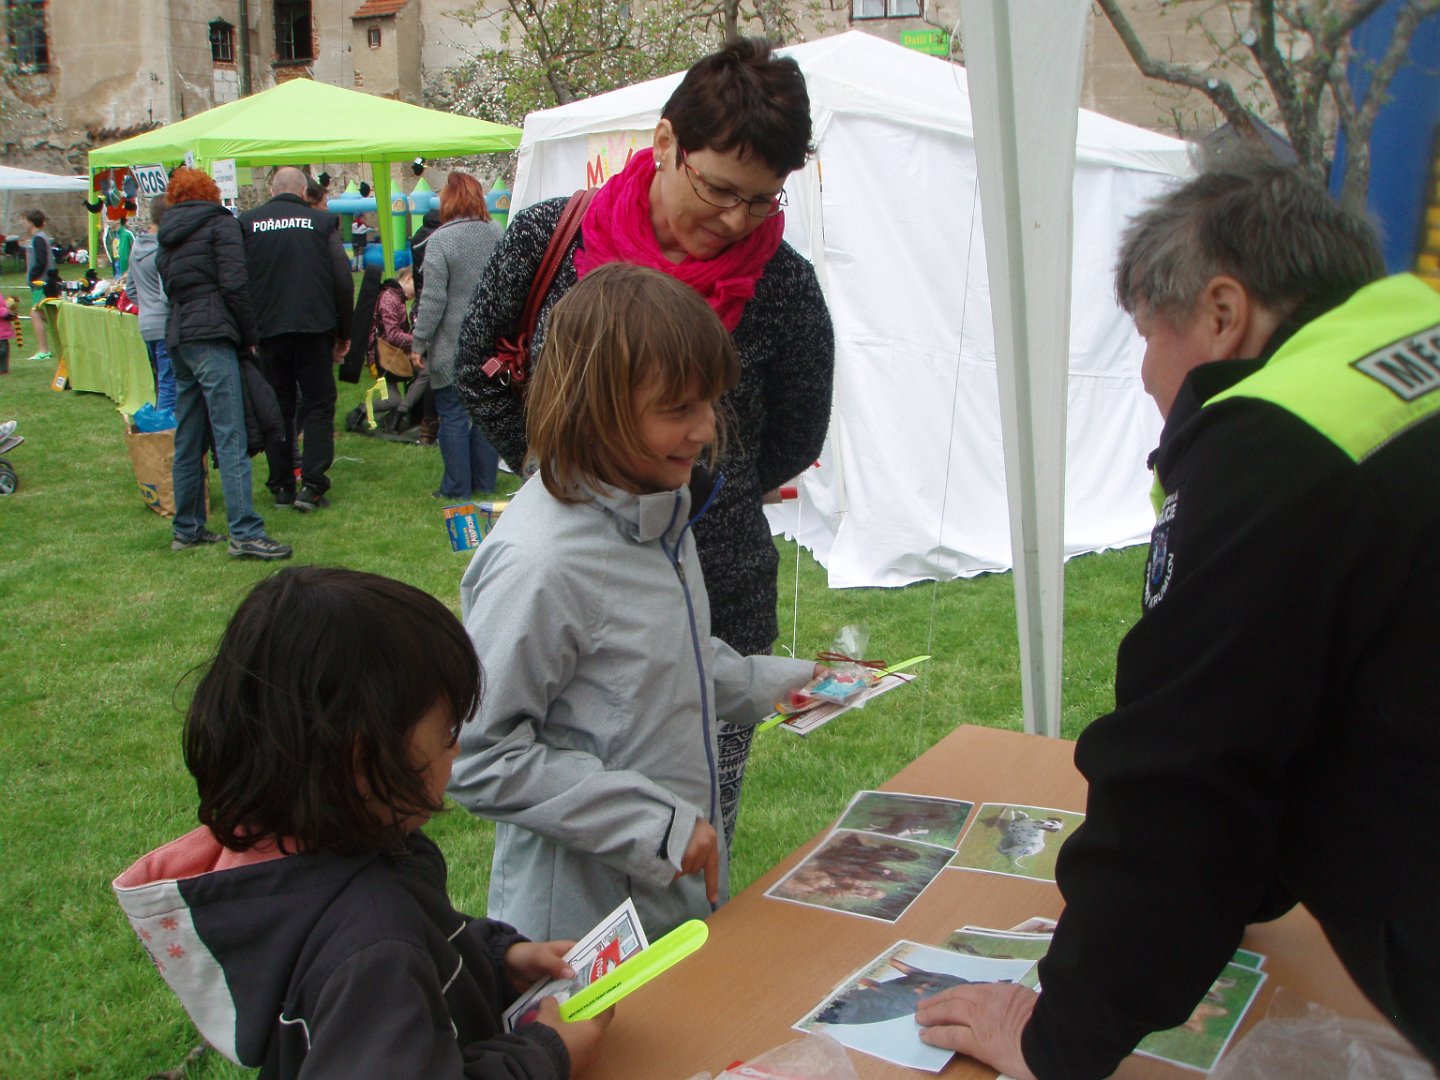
<box><xmin>88</xmin><ymin>78</ymin><xmax>521</xmax><ymax>273</ymax></box>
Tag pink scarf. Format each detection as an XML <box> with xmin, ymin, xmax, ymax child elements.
<box><xmin>573</xmin><ymin>147</ymin><xmax>784</xmax><ymax>332</ymax></box>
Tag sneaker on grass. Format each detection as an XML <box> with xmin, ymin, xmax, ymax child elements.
<box><xmin>227</xmin><ymin>535</ymin><xmax>293</xmax><ymax>561</ymax></box>
<box><xmin>171</xmin><ymin>529</ymin><xmax>226</xmax><ymax>551</ymax></box>
<box><xmin>293</xmin><ymin>487</ymin><xmax>330</xmax><ymax>512</ymax></box>
<box><xmin>28</xmin><ymin>351</ymin><xmax>51</xmax><ymax>362</ymax></box>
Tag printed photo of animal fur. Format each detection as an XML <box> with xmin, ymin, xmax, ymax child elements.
<box><xmin>764</xmin><ymin>829</ymin><xmax>955</xmax><ymax>923</ymax></box>
<box><xmin>835</xmin><ymin>791</ymin><xmax>975</xmax><ymax>848</ymax></box>
<box><xmin>948</xmin><ymin>803</ymin><xmax>1085</xmax><ymax>882</ymax></box>
<box><xmin>943</xmin><ymin>926</ymin><xmax>1053</xmax><ymax>963</ymax></box>
<box><xmin>1134</xmin><ymin>961</ymin><xmax>1267</xmax><ymax>1072</ymax></box>
<box><xmin>794</xmin><ymin>940</ymin><xmax>1035</xmax><ymax>1072</ymax></box>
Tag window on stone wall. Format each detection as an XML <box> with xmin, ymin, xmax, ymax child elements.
<box><xmin>367</xmin><ymin>25</ymin><xmax>381</xmax><ymax>48</ymax></box>
<box><xmin>275</xmin><ymin>0</ymin><xmax>313</xmax><ymax>62</ymax></box>
<box><xmin>210</xmin><ymin>20</ymin><xmax>235</xmax><ymax>63</ymax></box>
<box><xmin>6</xmin><ymin>0</ymin><xmax>49</xmax><ymax>73</ymax></box>
<box><xmin>851</xmin><ymin>0</ymin><xmax>921</xmax><ymax>18</ymax></box>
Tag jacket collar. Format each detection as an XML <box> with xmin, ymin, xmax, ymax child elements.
<box><xmin>591</xmin><ymin>483</ymin><xmax>692</xmax><ymax>545</ymax></box>
<box><xmin>1149</xmin><ymin>357</ymin><xmax>1266</xmax><ymax>471</ymax></box>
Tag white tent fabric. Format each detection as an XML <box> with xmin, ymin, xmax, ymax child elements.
<box><xmin>510</xmin><ymin>31</ymin><xmax>1191</xmax><ymax>589</ymax></box>
<box><xmin>0</xmin><ymin>165</ymin><xmax>89</xmax><ymax>193</ymax></box>
<box><xmin>957</xmin><ymin>0</ymin><xmax>1087</xmax><ymax>736</ymax></box>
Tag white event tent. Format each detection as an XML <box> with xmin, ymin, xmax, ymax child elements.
<box><xmin>0</xmin><ymin>164</ymin><xmax>90</xmax><ymax>193</ymax></box>
<box><xmin>510</xmin><ymin>31</ymin><xmax>1190</xmax><ymax>591</ymax></box>
<box><xmin>2</xmin><ymin>164</ymin><xmax>90</xmax><ymax>245</ymax></box>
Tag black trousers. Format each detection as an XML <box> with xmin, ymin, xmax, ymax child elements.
<box><xmin>258</xmin><ymin>332</ymin><xmax>336</xmax><ymax>496</ymax></box>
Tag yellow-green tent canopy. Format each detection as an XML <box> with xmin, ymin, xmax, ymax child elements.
<box><xmin>88</xmin><ymin>78</ymin><xmax>521</xmax><ymax>271</ymax></box>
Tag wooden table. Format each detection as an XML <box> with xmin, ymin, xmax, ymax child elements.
<box><xmin>585</xmin><ymin>725</ymin><xmax>1382</xmax><ymax>1080</ymax></box>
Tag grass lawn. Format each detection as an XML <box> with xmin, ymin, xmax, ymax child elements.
<box><xmin>0</xmin><ymin>270</ymin><xmax>1146</xmax><ymax>1077</ymax></box>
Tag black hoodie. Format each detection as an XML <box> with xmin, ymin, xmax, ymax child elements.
<box><xmin>156</xmin><ymin>200</ymin><xmax>259</xmax><ymax>351</ymax></box>
<box><xmin>114</xmin><ymin>826</ymin><xmax>569</xmax><ymax>1079</ymax></box>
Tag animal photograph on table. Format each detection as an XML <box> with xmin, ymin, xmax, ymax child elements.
<box><xmin>949</xmin><ymin>803</ymin><xmax>1085</xmax><ymax>882</ymax></box>
<box><xmin>795</xmin><ymin>940</ymin><xmax>1034</xmax><ymax>1072</ymax></box>
<box><xmin>942</xmin><ymin>926</ymin><xmax>1054</xmax><ymax>963</ymax></box>
<box><xmin>765</xmin><ymin>829</ymin><xmax>954</xmax><ymax>923</ymax></box>
<box><xmin>1133</xmin><ymin>962</ymin><xmax>1267</xmax><ymax>1073</ymax></box>
<box><xmin>836</xmin><ymin>791</ymin><xmax>975</xmax><ymax>848</ymax></box>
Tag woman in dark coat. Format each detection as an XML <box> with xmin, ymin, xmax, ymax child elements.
<box><xmin>454</xmin><ymin>38</ymin><xmax>835</xmax><ymax>848</ymax></box>
<box><xmin>157</xmin><ymin>167</ymin><xmax>289</xmax><ymax>561</ymax></box>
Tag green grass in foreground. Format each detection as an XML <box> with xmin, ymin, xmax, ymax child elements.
<box><xmin>0</xmin><ymin>313</ymin><xmax>1145</xmax><ymax>1077</ymax></box>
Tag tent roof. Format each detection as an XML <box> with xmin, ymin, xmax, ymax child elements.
<box><xmin>0</xmin><ymin>164</ymin><xmax>90</xmax><ymax>193</ymax></box>
<box><xmin>518</xmin><ymin>31</ymin><xmax>1190</xmax><ymax>177</ymax></box>
<box><xmin>89</xmin><ymin>78</ymin><xmax>520</xmax><ymax>169</ymax></box>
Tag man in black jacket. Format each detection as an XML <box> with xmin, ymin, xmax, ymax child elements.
<box><xmin>916</xmin><ymin>163</ymin><xmax>1440</xmax><ymax>1076</ymax></box>
<box><xmin>240</xmin><ymin>167</ymin><xmax>353</xmax><ymax>511</ymax></box>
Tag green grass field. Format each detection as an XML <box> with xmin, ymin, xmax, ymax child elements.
<box><xmin>0</xmin><ymin>269</ymin><xmax>1146</xmax><ymax>1078</ymax></box>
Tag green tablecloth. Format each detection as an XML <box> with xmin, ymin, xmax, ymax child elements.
<box><xmin>52</xmin><ymin>302</ymin><xmax>153</xmax><ymax>416</ymax></box>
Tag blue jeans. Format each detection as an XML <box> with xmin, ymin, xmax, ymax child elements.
<box><xmin>144</xmin><ymin>338</ymin><xmax>177</xmax><ymax>413</ymax></box>
<box><xmin>170</xmin><ymin>339</ymin><xmax>265</xmax><ymax>542</ymax></box>
<box><xmin>434</xmin><ymin>384</ymin><xmax>498</xmax><ymax>497</ymax></box>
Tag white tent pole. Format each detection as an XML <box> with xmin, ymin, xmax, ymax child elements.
<box><xmin>957</xmin><ymin>0</ymin><xmax>1088</xmax><ymax>737</ymax></box>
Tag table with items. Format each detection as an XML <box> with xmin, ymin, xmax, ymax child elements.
<box><xmin>582</xmin><ymin>724</ymin><xmax>1386</xmax><ymax>1080</ymax></box>
<box><xmin>47</xmin><ymin>300</ymin><xmax>152</xmax><ymax>415</ymax></box>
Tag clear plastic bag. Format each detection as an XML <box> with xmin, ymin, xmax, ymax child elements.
<box><xmin>1211</xmin><ymin>990</ymin><xmax>1437</xmax><ymax>1080</ymax></box>
<box><xmin>682</xmin><ymin>1032</ymin><xmax>861</xmax><ymax>1080</ymax></box>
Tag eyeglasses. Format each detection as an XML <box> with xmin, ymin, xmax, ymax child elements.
<box><xmin>677</xmin><ymin>149</ymin><xmax>787</xmax><ymax>219</ymax></box>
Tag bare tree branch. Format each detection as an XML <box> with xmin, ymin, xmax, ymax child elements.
<box><xmin>1095</xmin><ymin>0</ymin><xmax>1256</xmax><ymax>130</ymax></box>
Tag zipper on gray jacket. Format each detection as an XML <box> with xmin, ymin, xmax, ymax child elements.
<box><xmin>661</xmin><ymin>488</ymin><xmax>719</xmax><ymax>825</ymax></box>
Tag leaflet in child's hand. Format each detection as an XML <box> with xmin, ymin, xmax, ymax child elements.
<box><xmin>501</xmin><ymin>898</ymin><xmax>650</xmax><ymax>1031</ymax></box>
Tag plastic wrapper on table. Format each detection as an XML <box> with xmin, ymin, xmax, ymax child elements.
<box><xmin>682</xmin><ymin>1032</ymin><xmax>861</xmax><ymax>1080</ymax></box>
<box><xmin>1210</xmin><ymin>989</ymin><xmax>1437</xmax><ymax>1080</ymax></box>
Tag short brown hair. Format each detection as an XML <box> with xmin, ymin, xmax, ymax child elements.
<box><xmin>526</xmin><ymin>264</ymin><xmax>739</xmax><ymax>502</ymax></box>
<box><xmin>440</xmin><ymin>172</ymin><xmax>489</xmax><ymax>223</ymax></box>
<box><xmin>166</xmin><ymin>167</ymin><xmax>221</xmax><ymax>205</ymax></box>
<box><xmin>662</xmin><ymin>37</ymin><xmax>814</xmax><ymax>177</ymax></box>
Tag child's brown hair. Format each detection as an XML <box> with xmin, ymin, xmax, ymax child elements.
<box><xmin>526</xmin><ymin>263</ymin><xmax>739</xmax><ymax>501</ymax></box>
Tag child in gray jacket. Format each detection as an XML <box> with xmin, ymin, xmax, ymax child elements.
<box><xmin>449</xmin><ymin>264</ymin><xmax>816</xmax><ymax>942</ymax></box>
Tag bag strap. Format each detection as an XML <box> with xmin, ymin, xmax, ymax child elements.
<box><xmin>519</xmin><ymin>187</ymin><xmax>596</xmax><ymax>354</ymax></box>
<box><xmin>483</xmin><ymin>188</ymin><xmax>596</xmax><ymax>385</ymax></box>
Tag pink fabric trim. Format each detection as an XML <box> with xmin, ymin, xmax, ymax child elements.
<box><xmin>572</xmin><ymin>147</ymin><xmax>783</xmax><ymax>332</ymax></box>
<box><xmin>113</xmin><ymin>826</ymin><xmax>290</xmax><ymax>889</ymax></box>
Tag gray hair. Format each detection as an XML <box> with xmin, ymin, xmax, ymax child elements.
<box><xmin>1114</xmin><ymin>158</ymin><xmax>1384</xmax><ymax>322</ymax></box>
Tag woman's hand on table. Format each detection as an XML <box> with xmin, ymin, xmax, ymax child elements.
<box><xmin>915</xmin><ymin>981</ymin><xmax>1039</xmax><ymax>1080</ymax></box>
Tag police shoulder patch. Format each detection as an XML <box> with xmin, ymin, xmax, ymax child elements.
<box><xmin>1143</xmin><ymin>489</ymin><xmax>1178</xmax><ymax>610</ymax></box>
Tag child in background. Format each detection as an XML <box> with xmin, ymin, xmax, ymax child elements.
<box><xmin>448</xmin><ymin>263</ymin><xmax>816</xmax><ymax>942</ymax></box>
<box><xmin>114</xmin><ymin>567</ymin><xmax>610</xmax><ymax>1079</ymax></box>
<box><xmin>368</xmin><ymin>266</ymin><xmax>420</xmax><ymax>432</ymax></box>
<box><xmin>0</xmin><ymin>293</ymin><xmax>16</xmax><ymax>374</ymax></box>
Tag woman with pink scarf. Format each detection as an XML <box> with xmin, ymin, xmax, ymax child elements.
<box><xmin>455</xmin><ymin>38</ymin><xmax>834</xmax><ymax>853</ymax></box>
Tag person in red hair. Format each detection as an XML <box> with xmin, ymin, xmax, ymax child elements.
<box><xmin>410</xmin><ymin>172</ymin><xmax>503</xmax><ymax>498</ymax></box>
<box><xmin>156</xmin><ymin>167</ymin><xmax>291</xmax><ymax>560</ymax></box>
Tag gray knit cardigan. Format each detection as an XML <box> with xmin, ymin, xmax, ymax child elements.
<box><xmin>411</xmin><ymin>216</ymin><xmax>504</xmax><ymax>389</ymax></box>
